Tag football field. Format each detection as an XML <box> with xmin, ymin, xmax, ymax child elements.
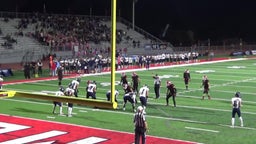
<box><xmin>1</xmin><ymin>57</ymin><xmax>256</xmax><ymax>144</ymax></box>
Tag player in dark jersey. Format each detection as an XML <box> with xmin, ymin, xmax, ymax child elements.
<box><xmin>120</xmin><ymin>72</ymin><xmax>128</xmax><ymax>85</ymax></box>
<box><xmin>122</xmin><ymin>84</ymin><xmax>136</xmax><ymax>112</ymax></box>
<box><xmin>201</xmin><ymin>75</ymin><xmax>211</xmax><ymax>100</ymax></box>
<box><xmin>131</xmin><ymin>72</ymin><xmax>140</xmax><ymax>94</ymax></box>
<box><xmin>57</xmin><ymin>66</ymin><xmax>63</xmax><ymax>86</ymax></box>
<box><xmin>166</xmin><ymin>81</ymin><xmax>177</xmax><ymax>107</ymax></box>
<box><xmin>183</xmin><ymin>69</ymin><xmax>191</xmax><ymax>90</ymax></box>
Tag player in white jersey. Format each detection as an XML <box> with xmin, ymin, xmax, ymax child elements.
<box><xmin>139</xmin><ymin>85</ymin><xmax>149</xmax><ymax>114</ymax></box>
<box><xmin>106</xmin><ymin>90</ymin><xmax>119</xmax><ymax>102</ymax></box>
<box><xmin>69</xmin><ymin>77</ymin><xmax>80</xmax><ymax>97</ymax></box>
<box><xmin>52</xmin><ymin>86</ymin><xmax>65</xmax><ymax>115</ymax></box>
<box><xmin>86</xmin><ymin>81</ymin><xmax>97</xmax><ymax>99</ymax></box>
<box><xmin>64</xmin><ymin>87</ymin><xmax>75</xmax><ymax>117</ymax></box>
<box><xmin>231</xmin><ymin>92</ymin><xmax>244</xmax><ymax>128</ymax></box>
<box><xmin>0</xmin><ymin>75</ymin><xmax>3</xmax><ymax>90</ymax></box>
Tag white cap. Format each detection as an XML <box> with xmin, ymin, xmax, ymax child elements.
<box><xmin>137</xmin><ymin>106</ymin><xmax>143</xmax><ymax>112</ymax></box>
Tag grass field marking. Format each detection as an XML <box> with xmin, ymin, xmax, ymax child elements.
<box><xmin>185</xmin><ymin>127</ymin><xmax>219</xmax><ymax>133</ymax></box>
<box><xmin>12</xmin><ymin>81</ymin><xmax>256</xmax><ymax>105</ymax></box>
<box><xmin>178</xmin><ymin>94</ymin><xmax>256</xmax><ymax>105</ymax></box>
<box><xmin>4</xmin><ymin>84</ymin><xmax>256</xmax><ymax>115</ymax></box>
<box><xmin>147</xmin><ymin>100</ymin><xmax>256</xmax><ymax>115</ymax></box>
<box><xmin>2</xmin><ymin>98</ymin><xmax>207</xmax><ymax>124</ymax></box>
<box><xmin>79</xmin><ymin>110</ymin><xmax>88</xmax><ymax>113</ymax></box>
<box><xmin>46</xmin><ymin>116</ymin><xmax>55</xmax><ymax>119</ymax></box>
<box><xmin>4</xmin><ymin>87</ymin><xmax>256</xmax><ymax>115</ymax></box>
<box><xmin>3</xmin><ymin>98</ymin><xmax>256</xmax><ymax>132</ymax></box>
<box><xmin>218</xmin><ymin>124</ymin><xmax>256</xmax><ymax>130</ymax></box>
<box><xmin>21</xmin><ymin>79</ymin><xmax>256</xmax><ymax>103</ymax></box>
<box><xmin>178</xmin><ymin>77</ymin><xmax>256</xmax><ymax>99</ymax></box>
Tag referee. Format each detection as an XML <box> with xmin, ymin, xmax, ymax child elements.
<box><xmin>133</xmin><ymin>106</ymin><xmax>148</xmax><ymax>144</ymax></box>
<box><xmin>153</xmin><ymin>74</ymin><xmax>161</xmax><ymax>99</ymax></box>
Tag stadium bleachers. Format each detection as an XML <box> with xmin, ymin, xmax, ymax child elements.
<box><xmin>0</xmin><ymin>18</ymin><xmax>49</xmax><ymax>63</ymax></box>
<box><xmin>0</xmin><ymin>12</ymin><xmax>174</xmax><ymax>64</ymax></box>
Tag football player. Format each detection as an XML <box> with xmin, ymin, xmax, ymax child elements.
<box><xmin>231</xmin><ymin>92</ymin><xmax>244</xmax><ymax>128</ymax></box>
<box><xmin>52</xmin><ymin>86</ymin><xmax>65</xmax><ymax>115</ymax></box>
<box><xmin>106</xmin><ymin>89</ymin><xmax>119</xmax><ymax>102</ymax></box>
<box><xmin>64</xmin><ymin>87</ymin><xmax>75</xmax><ymax>117</ymax></box>
<box><xmin>139</xmin><ymin>84</ymin><xmax>149</xmax><ymax>114</ymax></box>
<box><xmin>201</xmin><ymin>75</ymin><xmax>211</xmax><ymax>100</ymax></box>
<box><xmin>69</xmin><ymin>77</ymin><xmax>80</xmax><ymax>97</ymax></box>
<box><xmin>57</xmin><ymin>66</ymin><xmax>63</xmax><ymax>86</ymax></box>
<box><xmin>120</xmin><ymin>72</ymin><xmax>128</xmax><ymax>85</ymax></box>
<box><xmin>183</xmin><ymin>69</ymin><xmax>191</xmax><ymax>90</ymax></box>
<box><xmin>122</xmin><ymin>84</ymin><xmax>136</xmax><ymax>112</ymax></box>
<box><xmin>166</xmin><ymin>81</ymin><xmax>177</xmax><ymax>107</ymax></box>
<box><xmin>131</xmin><ymin>72</ymin><xmax>140</xmax><ymax>94</ymax></box>
<box><xmin>86</xmin><ymin>80</ymin><xmax>97</xmax><ymax>99</ymax></box>
<box><xmin>0</xmin><ymin>75</ymin><xmax>3</xmax><ymax>90</ymax></box>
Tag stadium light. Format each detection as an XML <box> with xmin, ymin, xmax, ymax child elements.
<box><xmin>132</xmin><ymin>0</ymin><xmax>138</xmax><ymax>30</ymax></box>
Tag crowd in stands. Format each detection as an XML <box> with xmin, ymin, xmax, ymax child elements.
<box><xmin>15</xmin><ymin>14</ymin><xmax>130</xmax><ymax>55</ymax></box>
<box><xmin>0</xmin><ymin>34</ymin><xmax>17</xmax><ymax>49</ymax></box>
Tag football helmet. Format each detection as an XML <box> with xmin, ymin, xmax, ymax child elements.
<box><xmin>235</xmin><ymin>92</ymin><xmax>241</xmax><ymax>97</ymax></box>
<box><xmin>76</xmin><ymin>77</ymin><xmax>81</xmax><ymax>83</ymax></box>
<box><xmin>59</xmin><ymin>86</ymin><xmax>65</xmax><ymax>92</ymax></box>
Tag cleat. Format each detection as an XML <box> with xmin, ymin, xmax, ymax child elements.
<box><xmin>59</xmin><ymin>113</ymin><xmax>64</xmax><ymax>116</ymax></box>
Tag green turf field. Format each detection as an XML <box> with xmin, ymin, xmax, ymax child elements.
<box><xmin>1</xmin><ymin>58</ymin><xmax>256</xmax><ymax>144</ymax></box>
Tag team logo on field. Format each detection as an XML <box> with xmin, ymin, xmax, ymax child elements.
<box><xmin>0</xmin><ymin>115</ymin><xmax>196</xmax><ymax>144</ymax></box>
<box><xmin>195</xmin><ymin>70</ymin><xmax>215</xmax><ymax>73</ymax></box>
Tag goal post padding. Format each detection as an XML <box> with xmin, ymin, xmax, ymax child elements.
<box><xmin>0</xmin><ymin>90</ymin><xmax>118</xmax><ymax>109</ymax></box>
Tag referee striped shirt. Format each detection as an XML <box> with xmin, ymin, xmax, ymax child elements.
<box><xmin>134</xmin><ymin>112</ymin><xmax>146</xmax><ymax>128</ymax></box>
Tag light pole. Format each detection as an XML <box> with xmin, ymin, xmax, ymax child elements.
<box><xmin>132</xmin><ymin>0</ymin><xmax>138</xmax><ymax>30</ymax></box>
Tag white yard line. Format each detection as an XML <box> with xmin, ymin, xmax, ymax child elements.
<box><xmin>185</xmin><ymin>127</ymin><xmax>219</xmax><ymax>133</ymax></box>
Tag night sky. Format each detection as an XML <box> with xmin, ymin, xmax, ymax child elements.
<box><xmin>1</xmin><ymin>0</ymin><xmax>256</xmax><ymax>45</ymax></box>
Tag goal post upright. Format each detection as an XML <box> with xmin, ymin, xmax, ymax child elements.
<box><xmin>110</xmin><ymin>0</ymin><xmax>118</xmax><ymax>109</ymax></box>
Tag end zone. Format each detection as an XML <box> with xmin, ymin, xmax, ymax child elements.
<box><xmin>0</xmin><ymin>114</ymin><xmax>199</xmax><ymax>144</ymax></box>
